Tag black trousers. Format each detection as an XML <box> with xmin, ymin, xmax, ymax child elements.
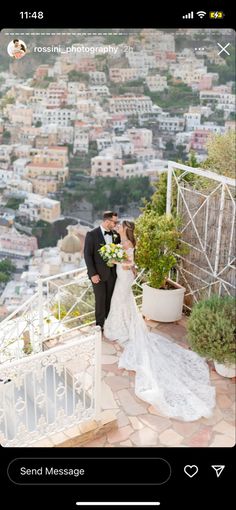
<box><xmin>92</xmin><ymin>274</ymin><xmax>116</xmax><ymax>330</ymax></box>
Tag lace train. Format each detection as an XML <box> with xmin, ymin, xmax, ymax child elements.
<box><xmin>104</xmin><ymin>249</ymin><xmax>215</xmax><ymax>422</ymax></box>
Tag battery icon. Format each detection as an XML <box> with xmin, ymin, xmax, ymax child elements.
<box><xmin>209</xmin><ymin>11</ymin><xmax>224</xmax><ymax>19</ymax></box>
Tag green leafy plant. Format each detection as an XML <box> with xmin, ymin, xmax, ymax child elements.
<box><xmin>135</xmin><ymin>211</ymin><xmax>186</xmax><ymax>289</ymax></box>
<box><xmin>52</xmin><ymin>304</ymin><xmax>80</xmax><ymax>320</ymax></box>
<box><xmin>187</xmin><ymin>295</ymin><xmax>236</xmax><ymax>364</ymax></box>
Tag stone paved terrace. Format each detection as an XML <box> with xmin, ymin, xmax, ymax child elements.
<box><xmin>80</xmin><ymin>317</ymin><xmax>235</xmax><ymax>448</ymax></box>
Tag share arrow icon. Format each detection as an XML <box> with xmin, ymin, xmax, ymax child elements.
<box><xmin>211</xmin><ymin>465</ymin><xmax>225</xmax><ymax>477</ymax></box>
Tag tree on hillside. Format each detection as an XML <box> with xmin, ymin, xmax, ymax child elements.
<box><xmin>0</xmin><ymin>258</ymin><xmax>16</xmax><ymax>283</ymax></box>
<box><xmin>68</xmin><ymin>71</ymin><xmax>89</xmax><ymax>83</ymax></box>
<box><xmin>6</xmin><ymin>197</ymin><xmax>24</xmax><ymax>210</ymax></box>
<box><xmin>203</xmin><ymin>131</ymin><xmax>235</xmax><ymax>179</ymax></box>
<box><xmin>32</xmin><ymin>219</ymin><xmax>78</xmax><ymax>248</ymax></box>
<box><xmin>142</xmin><ymin>151</ymin><xmax>200</xmax><ymax>216</ymax></box>
<box><xmin>144</xmin><ymin>131</ymin><xmax>235</xmax><ymax>219</ymax></box>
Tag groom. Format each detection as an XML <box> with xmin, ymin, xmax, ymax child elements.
<box><xmin>84</xmin><ymin>211</ymin><xmax>120</xmax><ymax>332</ymax></box>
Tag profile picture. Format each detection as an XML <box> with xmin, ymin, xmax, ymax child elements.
<box><xmin>7</xmin><ymin>39</ymin><xmax>27</xmax><ymax>59</ymax></box>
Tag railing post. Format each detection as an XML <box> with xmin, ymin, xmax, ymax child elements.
<box><xmin>214</xmin><ymin>184</ymin><xmax>225</xmax><ymax>276</ymax></box>
<box><xmin>37</xmin><ymin>278</ymin><xmax>44</xmax><ymax>348</ymax></box>
<box><xmin>166</xmin><ymin>161</ymin><xmax>172</xmax><ymax>214</ymax></box>
<box><xmin>94</xmin><ymin>325</ymin><xmax>102</xmax><ymax>420</ymax></box>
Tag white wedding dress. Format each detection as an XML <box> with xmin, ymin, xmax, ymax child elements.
<box><xmin>104</xmin><ymin>248</ymin><xmax>216</xmax><ymax>422</ymax></box>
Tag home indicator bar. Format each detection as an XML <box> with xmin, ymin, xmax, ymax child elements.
<box><xmin>76</xmin><ymin>503</ymin><xmax>161</xmax><ymax>507</ymax></box>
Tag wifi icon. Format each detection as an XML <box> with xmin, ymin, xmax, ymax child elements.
<box><xmin>197</xmin><ymin>11</ymin><xmax>207</xmax><ymax>18</ymax></box>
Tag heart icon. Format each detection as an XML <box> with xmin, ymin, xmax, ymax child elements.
<box><xmin>184</xmin><ymin>465</ymin><xmax>199</xmax><ymax>478</ymax></box>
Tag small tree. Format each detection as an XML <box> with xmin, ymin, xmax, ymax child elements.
<box><xmin>135</xmin><ymin>211</ymin><xmax>186</xmax><ymax>289</ymax></box>
<box><xmin>0</xmin><ymin>258</ymin><xmax>16</xmax><ymax>283</ymax></box>
<box><xmin>2</xmin><ymin>130</ymin><xmax>11</xmax><ymax>141</ymax></box>
<box><xmin>0</xmin><ymin>272</ymin><xmax>9</xmax><ymax>283</ymax></box>
<box><xmin>204</xmin><ymin>131</ymin><xmax>235</xmax><ymax>179</ymax></box>
<box><xmin>142</xmin><ymin>151</ymin><xmax>203</xmax><ymax>217</ymax></box>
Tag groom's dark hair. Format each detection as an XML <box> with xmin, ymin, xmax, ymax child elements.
<box><xmin>103</xmin><ymin>211</ymin><xmax>117</xmax><ymax>220</ymax></box>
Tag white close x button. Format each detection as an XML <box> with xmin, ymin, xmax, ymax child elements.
<box><xmin>217</xmin><ymin>42</ymin><xmax>231</xmax><ymax>55</ymax></box>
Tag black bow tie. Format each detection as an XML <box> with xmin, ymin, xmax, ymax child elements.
<box><xmin>104</xmin><ymin>231</ymin><xmax>111</xmax><ymax>236</ymax></box>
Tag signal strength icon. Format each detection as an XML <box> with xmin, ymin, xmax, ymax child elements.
<box><xmin>196</xmin><ymin>11</ymin><xmax>207</xmax><ymax>18</ymax></box>
<box><xmin>182</xmin><ymin>11</ymin><xmax>194</xmax><ymax>19</ymax></box>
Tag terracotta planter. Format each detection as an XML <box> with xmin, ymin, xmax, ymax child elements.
<box><xmin>141</xmin><ymin>278</ymin><xmax>186</xmax><ymax>322</ymax></box>
<box><xmin>214</xmin><ymin>361</ymin><xmax>236</xmax><ymax>378</ymax></box>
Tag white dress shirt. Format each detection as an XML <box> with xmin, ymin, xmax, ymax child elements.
<box><xmin>100</xmin><ymin>225</ymin><xmax>113</xmax><ymax>245</ymax></box>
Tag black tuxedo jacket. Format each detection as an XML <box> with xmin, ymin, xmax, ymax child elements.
<box><xmin>84</xmin><ymin>227</ymin><xmax>121</xmax><ymax>281</ymax></box>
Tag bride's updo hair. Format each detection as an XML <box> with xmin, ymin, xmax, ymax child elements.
<box><xmin>122</xmin><ymin>220</ymin><xmax>136</xmax><ymax>247</ymax></box>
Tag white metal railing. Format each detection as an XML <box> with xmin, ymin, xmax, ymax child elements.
<box><xmin>0</xmin><ymin>267</ymin><xmax>144</xmax><ymax>362</ymax></box>
<box><xmin>0</xmin><ymin>293</ymin><xmax>41</xmax><ymax>364</ymax></box>
<box><xmin>38</xmin><ymin>267</ymin><xmax>95</xmax><ymax>342</ymax></box>
<box><xmin>0</xmin><ymin>261</ymin><xmax>143</xmax><ymax>447</ymax></box>
<box><xmin>0</xmin><ymin>268</ymin><xmax>94</xmax><ymax>362</ymax></box>
<box><xmin>0</xmin><ymin>326</ymin><xmax>101</xmax><ymax>447</ymax></box>
<box><xmin>167</xmin><ymin>161</ymin><xmax>236</xmax><ymax>308</ymax></box>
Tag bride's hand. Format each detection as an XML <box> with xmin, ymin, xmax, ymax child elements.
<box><xmin>131</xmin><ymin>265</ymin><xmax>137</xmax><ymax>277</ymax></box>
<box><xmin>122</xmin><ymin>263</ymin><xmax>131</xmax><ymax>270</ymax></box>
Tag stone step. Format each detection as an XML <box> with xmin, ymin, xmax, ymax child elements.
<box><xmin>32</xmin><ymin>410</ymin><xmax>118</xmax><ymax>447</ymax></box>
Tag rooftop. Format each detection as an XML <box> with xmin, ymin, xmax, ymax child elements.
<box><xmin>48</xmin><ymin>146</ymin><xmax>68</xmax><ymax>151</ymax></box>
<box><xmin>26</xmin><ymin>162</ymin><xmax>64</xmax><ymax>168</ymax></box>
<box><xmin>59</xmin><ymin>226</ymin><xmax>81</xmax><ymax>254</ymax></box>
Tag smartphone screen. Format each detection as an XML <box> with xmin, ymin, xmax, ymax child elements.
<box><xmin>0</xmin><ymin>5</ymin><xmax>235</xmax><ymax>509</ymax></box>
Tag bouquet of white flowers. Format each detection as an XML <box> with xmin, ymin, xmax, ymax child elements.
<box><xmin>98</xmin><ymin>243</ymin><xmax>128</xmax><ymax>267</ymax></box>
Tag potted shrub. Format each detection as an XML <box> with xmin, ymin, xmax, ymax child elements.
<box><xmin>187</xmin><ymin>295</ymin><xmax>236</xmax><ymax>378</ymax></box>
<box><xmin>135</xmin><ymin>210</ymin><xmax>187</xmax><ymax>322</ymax></box>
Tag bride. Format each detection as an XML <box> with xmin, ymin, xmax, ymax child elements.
<box><xmin>104</xmin><ymin>220</ymin><xmax>216</xmax><ymax>422</ymax></box>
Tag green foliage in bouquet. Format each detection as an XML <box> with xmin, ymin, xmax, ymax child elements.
<box><xmin>187</xmin><ymin>295</ymin><xmax>236</xmax><ymax>364</ymax></box>
<box><xmin>98</xmin><ymin>243</ymin><xmax>127</xmax><ymax>267</ymax></box>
